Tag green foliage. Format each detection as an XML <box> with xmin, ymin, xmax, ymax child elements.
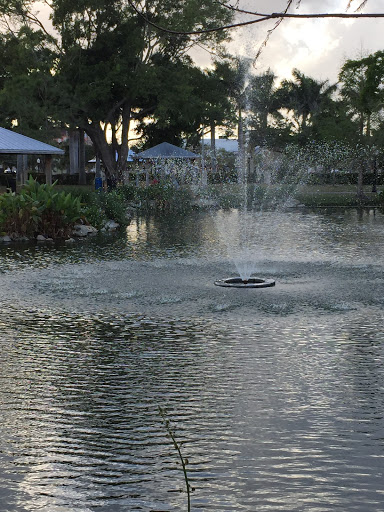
<box><xmin>297</xmin><ymin>187</ymin><xmax>381</xmax><ymax>207</ymax></box>
<box><xmin>206</xmin><ymin>183</ymin><xmax>300</xmax><ymax>210</ymax></box>
<box><xmin>118</xmin><ymin>184</ymin><xmax>136</xmax><ymax>201</ymax></box>
<box><xmin>0</xmin><ymin>27</ymin><xmax>58</xmax><ymax>140</ymax></box>
<box><xmin>64</xmin><ymin>188</ymin><xmax>129</xmax><ymax>229</ymax></box>
<box><xmin>0</xmin><ymin>176</ymin><xmax>82</xmax><ymax>237</ymax></box>
<box><xmin>135</xmin><ymin>183</ymin><xmax>194</xmax><ymax>213</ymax></box>
<box><xmin>274</xmin><ymin>68</ymin><xmax>337</xmax><ymax>143</ymax></box>
<box><xmin>339</xmin><ymin>51</ymin><xmax>384</xmax><ymax>138</ymax></box>
<box><xmin>96</xmin><ymin>189</ymin><xmax>129</xmax><ymax>227</ymax></box>
<box><xmin>55</xmin><ymin>186</ymin><xmax>133</xmax><ymax>229</ymax></box>
<box><xmin>81</xmin><ymin>201</ymin><xmax>108</xmax><ymax>231</ymax></box>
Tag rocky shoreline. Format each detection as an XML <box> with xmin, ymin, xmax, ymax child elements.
<box><xmin>0</xmin><ymin>219</ymin><xmax>121</xmax><ymax>243</ymax></box>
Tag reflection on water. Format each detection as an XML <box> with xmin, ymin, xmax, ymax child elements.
<box><xmin>1</xmin><ymin>208</ymin><xmax>384</xmax><ymax>274</ymax></box>
<box><xmin>1</xmin><ymin>208</ymin><xmax>384</xmax><ymax>511</ymax></box>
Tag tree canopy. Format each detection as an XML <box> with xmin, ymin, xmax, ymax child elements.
<box><xmin>0</xmin><ymin>0</ymin><xmax>233</xmax><ymax>178</ymax></box>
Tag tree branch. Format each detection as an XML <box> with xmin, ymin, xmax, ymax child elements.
<box><xmin>127</xmin><ymin>0</ymin><xmax>384</xmax><ymax>36</ymax></box>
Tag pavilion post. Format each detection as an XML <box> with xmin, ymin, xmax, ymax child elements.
<box><xmin>45</xmin><ymin>155</ymin><xmax>53</xmax><ymax>185</ymax></box>
<box><xmin>16</xmin><ymin>154</ymin><xmax>25</xmax><ymax>186</ymax></box>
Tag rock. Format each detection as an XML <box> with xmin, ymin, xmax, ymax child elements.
<box><xmin>65</xmin><ymin>238</ymin><xmax>75</xmax><ymax>243</ymax></box>
<box><xmin>10</xmin><ymin>235</ymin><xmax>29</xmax><ymax>242</ymax></box>
<box><xmin>72</xmin><ymin>224</ymin><xmax>97</xmax><ymax>237</ymax></box>
<box><xmin>104</xmin><ymin>220</ymin><xmax>120</xmax><ymax>231</ymax></box>
<box><xmin>36</xmin><ymin>234</ymin><xmax>46</xmax><ymax>241</ymax></box>
<box><xmin>0</xmin><ymin>235</ymin><xmax>12</xmax><ymax>242</ymax></box>
<box><xmin>87</xmin><ymin>225</ymin><xmax>98</xmax><ymax>234</ymax></box>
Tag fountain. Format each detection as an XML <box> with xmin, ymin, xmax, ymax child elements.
<box><xmin>210</xmin><ymin>142</ymin><xmax>305</xmax><ymax>288</ymax></box>
<box><xmin>214</xmin><ymin>276</ymin><xmax>275</xmax><ymax>288</ymax></box>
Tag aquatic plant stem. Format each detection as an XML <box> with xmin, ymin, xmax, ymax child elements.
<box><xmin>158</xmin><ymin>406</ymin><xmax>191</xmax><ymax>512</ymax></box>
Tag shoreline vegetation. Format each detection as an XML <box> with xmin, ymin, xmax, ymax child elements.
<box><xmin>1</xmin><ymin>179</ymin><xmax>383</xmax><ymax>243</ymax></box>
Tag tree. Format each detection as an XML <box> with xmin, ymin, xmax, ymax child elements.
<box><xmin>246</xmin><ymin>68</ymin><xmax>291</xmax><ymax>149</ymax></box>
<box><xmin>274</xmin><ymin>69</ymin><xmax>337</xmax><ymax>143</ymax></box>
<box><xmin>52</xmin><ymin>0</ymin><xmax>233</xmax><ymax>180</ymax></box>
<box><xmin>199</xmin><ymin>62</ymin><xmax>236</xmax><ymax>174</ymax></box>
<box><xmin>339</xmin><ymin>51</ymin><xmax>384</xmax><ymax>196</ymax></box>
<box><xmin>0</xmin><ymin>26</ymin><xmax>57</xmax><ymax>141</ymax></box>
<box><xmin>339</xmin><ymin>51</ymin><xmax>384</xmax><ymax>137</ymax></box>
<box><xmin>0</xmin><ymin>0</ymin><xmax>233</xmax><ymax>180</ymax></box>
<box><xmin>136</xmin><ymin>58</ymin><xmax>215</xmax><ymax>148</ymax></box>
<box><xmin>213</xmin><ymin>57</ymin><xmax>251</xmax><ymax>183</ymax></box>
<box><xmin>309</xmin><ymin>97</ymin><xmax>358</xmax><ymax>144</ymax></box>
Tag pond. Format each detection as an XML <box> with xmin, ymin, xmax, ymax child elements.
<box><xmin>0</xmin><ymin>208</ymin><xmax>384</xmax><ymax>511</ymax></box>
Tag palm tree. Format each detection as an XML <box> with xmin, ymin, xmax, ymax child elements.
<box><xmin>275</xmin><ymin>69</ymin><xmax>337</xmax><ymax>141</ymax></box>
<box><xmin>214</xmin><ymin>57</ymin><xmax>251</xmax><ymax>183</ymax></box>
<box><xmin>339</xmin><ymin>51</ymin><xmax>384</xmax><ymax>138</ymax></box>
<box><xmin>247</xmin><ymin>68</ymin><xmax>279</xmax><ymax>145</ymax></box>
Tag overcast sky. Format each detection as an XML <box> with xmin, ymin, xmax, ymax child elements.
<box><xmin>214</xmin><ymin>0</ymin><xmax>384</xmax><ymax>83</ymax></box>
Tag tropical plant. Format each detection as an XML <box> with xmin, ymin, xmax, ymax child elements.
<box><xmin>0</xmin><ymin>177</ymin><xmax>83</xmax><ymax>237</ymax></box>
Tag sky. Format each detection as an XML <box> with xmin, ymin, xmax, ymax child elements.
<box><xmin>216</xmin><ymin>0</ymin><xmax>384</xmax><ymax>83</ymax></box>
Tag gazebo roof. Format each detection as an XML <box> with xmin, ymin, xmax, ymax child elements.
<box><xmin>0</xmin><ymin>127</ymin><xmax>64</xmax><ymax>155</ymax></box>
<box><xmin>135</xmin><ymin>142</ymin><xmax>199</xmax><ymax>159</ymax></box>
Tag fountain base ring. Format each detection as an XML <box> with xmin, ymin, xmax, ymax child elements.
<box><xmin>214</xmin><ymin>277</ymin><xmax>276</xmax><ymax>288</ymax></box>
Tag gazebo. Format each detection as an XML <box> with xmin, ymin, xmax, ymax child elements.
<box><xmin>134</xmin><ymin>142</ymin><xmax>199</xmax><ymax>160</ymax></box>
<box><xmin>134</xmin><ymin>142</ymin><xmax>200</xmax><ymax>186</ymax></box>
<box><xmin>0</xmin><ymin>127</ymin><xmax>64</xmax><ymax>187</ymax></box>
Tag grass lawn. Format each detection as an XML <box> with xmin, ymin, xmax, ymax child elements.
<box><xmin>295</xmin><ymin>184</ymin><xmax>382</xmax><ymax>207</ymax></box>
<box><xmin>202</xmin><ymin>183</ymin><xmax>383</xmax><ymax>208</ymax></box>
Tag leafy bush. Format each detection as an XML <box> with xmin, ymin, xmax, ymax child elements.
<box><xmin>0</xmin><ymin>176</ymin><xmax>83</xmax><ymax>237</ymax></box>
<box><xmin>82</xmin><ymin>201</ymin><xmax>107</xmax><ymax>230</ymax></box>
<box><xmin>134</xmin><ymin>183</ymin><xmax>194</xmax><ymax>213</ymax></box>
<box><xmin>58</xmin><ymin>186</ymin><xmax>131</xmax><ymax>228</ymax></box>
<box><xmin>118</xmin><ymin>184</ymin><xmax>136</xmax><ymax>201</ymax></box>
<box><xmin>96</xmin><ymin>189</ymin><xmax>130</xmax><ymax>226</ymax></box>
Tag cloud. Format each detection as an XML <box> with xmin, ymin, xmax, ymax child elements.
<box><xmin>223</xmin><ymin>0</ymin><xmax>384</xmax><ymax>81</ymax></box>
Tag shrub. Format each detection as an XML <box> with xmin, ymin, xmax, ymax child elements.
<box><xmin>96</xmin><ymin>189</ymin><xmax>130</xmax><ymax>226</ymax></box>
<box><xmin>118</xmin><ymin>184</ymin><xmax>136</xmax><ymax>201</ymax></box>
<box><xmin>134</xmin><ymin>183</ymin><xmax>194</xmax><ymax>213</ymax></box>
<box><xmin>57</xmin><ymin>186</ymin><xmax>131</xmax><ymax>228</ymax></box>
<box><xmin>0</xmin><ymin>176</ymin><xmax>83</xmax><ymax>237</ymax></box>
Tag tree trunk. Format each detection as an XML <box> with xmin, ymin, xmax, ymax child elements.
<box><xmin>210</xmin><ymin>122</ymin><xmax>217</xmax><ymax>175</ymax></box>
<box><xmin>117</xmin><ymin>101</ymin><xmax>131</xmax><ymax>181</ymax></box>
<box><xmin>366</xmin><ymin>113</ymin><xmax>371</xmax><ymax>137</ymax></box>
<box><xmin>201</xmin><ymin>129</ymin><xmax>207</xmax><ymax>187</ymax></box>
<box><xmin>237</xmin><ymin>108</ymin><xmax>245</xmax><ymax>184</ymax></box>
<box><xmin>69</xmin><ymin>130</ymin><xmax>79</xmax><ymax>175</ymax></box>
<box><xmin>78</xmin><ymin>128</ymin><xmax>86</xmax><ymax>185</ymax></box>
<box><xmin>359</xmin><ymin>114</ymin><xmax>364</xmax><ymax>136</ymax></box>
<box><xmin>372</xmin><ymin>156</ymin><xmax>377</xmax><ymax>193</ymax></box>
<box><xmin>357</xmin><ymin>163</ymin><xmax>365</xmax><ymax>200</ymax></box>
<box><xmin>84</xmin><ymin>122</ymin><xmax>116</xmax><ymax>180</ymax></box>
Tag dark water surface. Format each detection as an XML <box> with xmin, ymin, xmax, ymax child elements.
<box><xmin>1</xmin><ymin>208</ymin><xmax>384</xmax><ymax>511</ymax></box>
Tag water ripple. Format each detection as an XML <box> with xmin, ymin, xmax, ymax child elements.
<box><xmin>0</xmin><ymin>307</ymin><xmax>383</xmax><ymax>511</ymax></box>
